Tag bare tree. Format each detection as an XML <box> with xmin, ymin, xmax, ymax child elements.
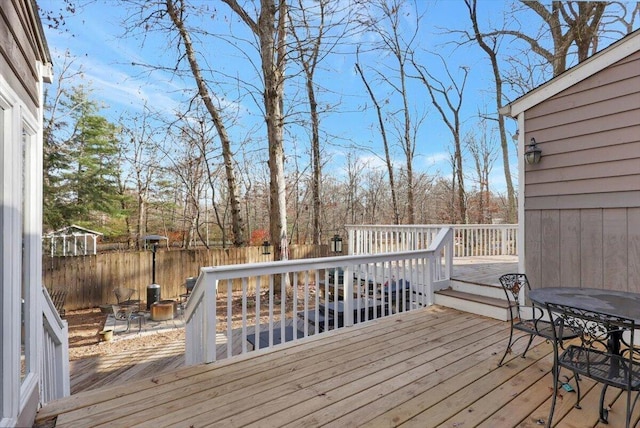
<box><xmin>361</xmin><ymin>0</ymin><xmax>421</xmax><ymax>224</ymax></box>
<box><xmin>344</xmin><ymin>152</ymin><xmax>366</xmax><ymax>224</ymax></box>
<box><xmin>172</xmin><ymin>108</ymin><xmax>231</xmax><ymax>249</ymax></box>
<box><xmin>460</xmin><ymin>0</ymin><xmax>517</xmax><ymax>223</ymax></box>
<box><xmin>222</xmin><ymin>0</ymin><xmax>289</xmax><ymax>261</ymax></box>
<box><xmin>413</xmin><ymin>56</ymin><xmax>469</xmax><ymax>224</ymax></box>
<box><xmin>164</xmin><ymin>0</ymin><xmax>246</xmax><ymax>247</ymax></box>
<box><xmin>287</xmin><ymin>0</ymin><xmax>352</xmax><ymax>244</ymax></box>
<box><xmin>464</xmin><ymin>118</ymin><xmax>498</xmax><ymax>223</ymax></box>
<box><xmin>609</xmin><ymin>2</ymin><xmax>640</xmax><ymax>35</ymax></box>
<box><xmin>354</xmin><ymin>51</ymin><xmax>400</xmax><ymax>225</ymax></box>
<box><xmin>522</xmin><ymin>1</ymin><xmax>606</xmax><ymax>76</ymax></box>
<box><xmin>119</xmin><ymin>105</ymin><xmax>164</xmax><ymax>249</ymax></box>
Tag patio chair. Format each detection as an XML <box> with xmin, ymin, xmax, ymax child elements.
<box><xmin>180</xmin><ymin>277</ymin><xmax>197</xmax><ymax>303</ymax></box>
<box><xmin>114</xmin><ymin>287</ymin><xmax>138</xmax><ymax>306</ymax></box>
<box><xmin>545</xmin><ymin>302</ymin><xmax>640</xmax><ymax>428</ymax></box>
<box><xmin>498</xmin><ymin>273</ymin><xmax>576</xmax><ymax>367</ymax></box>
<box><xmin>111</xmin><ymin>304</ymin><xmax>143</xmax><ymax>333</ymax></box>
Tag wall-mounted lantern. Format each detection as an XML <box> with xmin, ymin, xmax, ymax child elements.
<box><xmin>330</xmin><ymin>234</ymin><xmax>343</xmax><ymax>254</ymax></box>
<box><xmin>524</xmin><ymin>138</ymin><xmax>542</xmax><ymax>165</ymax></box>
<box><xmin>261</xmin><ymin>240</ymin><xmax>272</xmax><ymax>255</ymax></box>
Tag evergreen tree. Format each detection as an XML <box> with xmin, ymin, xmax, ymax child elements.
<box><xmin>44</xmin><ymin>85</ymin><xmax>123</xmax><ymax>230</ymax></box>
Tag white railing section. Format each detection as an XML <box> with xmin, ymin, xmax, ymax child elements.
<box><xmin>40</xmin><ymin>287</ymin><xmax>70</xmax><ymax>403</ymax></box>
<box><xmin>185</xmin><ymin>228</ymin><xmax>454</xmax><ymax>365</ymax></box>
<box><xmin>347</xmin><ymin>224</ymin><xmax>517</xmax><ymax>257</ymax></box>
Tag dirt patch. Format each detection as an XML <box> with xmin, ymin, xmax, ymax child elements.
<box><xmin>66</xmin><ymin>288</ymin><xmax>310</xmax><ymax>361</ymax></box>
<box><xmin>65</xmin><ymin>308</ymin><xmax>185</xmax><ymax>361</ymax></box>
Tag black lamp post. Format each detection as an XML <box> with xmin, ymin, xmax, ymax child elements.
<box><xmin>261</xmin><ymin>240</ymin><xmax>272</xmax><ymax>255</ymax></box>
<box><xmin>143</xmin><ymin>235</ymin><xmax>167</xmax><ymax>309</ymax></box>
<box><xmin>143</xmin><ymin>235</ymin><xmax>166</xmax><ymax>282</ymax></box>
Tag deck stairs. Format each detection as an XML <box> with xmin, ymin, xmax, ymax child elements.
<box><xmin>434</xmin><ymin>279</ymin><xmax>514</xmax><ymax>321</ymax></box>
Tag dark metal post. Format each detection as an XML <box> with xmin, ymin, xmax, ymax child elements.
<box><xmin>151</xmin><ymin>243</ymin><xmax>157</xmax><ymax>284</ymax></box>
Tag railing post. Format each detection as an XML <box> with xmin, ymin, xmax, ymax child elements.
<box><xmin>343</xmin><ymin>265</ymin><xmax>353</xmax><ymax>327</ymax></box>
<box><xmin>501</xmin><ymin>227</ymin><xmax>507</xmax><ymax>255</ymax></box>
<box><xmin>204</xmin><ymin>273</ymin><xmax>217</xmax><ymax>364</ymax></box>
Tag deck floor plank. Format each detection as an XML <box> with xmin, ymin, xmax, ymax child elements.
<box><xmin>40</xmin><ymin>306</ymin><xmax>624</xmax><ymax>428</ymax></box>
<box><xmin>358</xmin><ymin>335</ymin><xmax>551</xmax><ymax>427</ymax></box>
<box><xmin>54</xmin><ymin>311</ymin><xmax>454</xmax><ymax>427</ymax></box>
<box><xmin>37</xmin><ymin>257</ymin><xmax>632</xmax><ymax>427</ymax></box>
<box><xmin>127</xmin><ymin>312</ymin><xmax>470</xmax><ymax>428</ymax></box>
<box><xmin>276</xmin><ymin>323</ymin><xmax>510</xmax><ymax>428</ymax></box>
<box><xmin>227</xmin><ymin>318</ymin><xmax>504</xmax><ymax>428</ymax></box>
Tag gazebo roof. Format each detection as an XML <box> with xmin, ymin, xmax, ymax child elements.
<box><xmin>45</xmin><ymin>224</ymin><xmax>104</xmax><ymax>238</ymax></box>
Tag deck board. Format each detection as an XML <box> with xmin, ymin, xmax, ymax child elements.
<box><xmin>38</xmin><ymin>305</ymin><xmax>631</xmax><ymax>427</ymax></box>
<box><xmin>38</xmin><ymin>256</ymin><xmax>634</xmax><ymax>427</ymax></box>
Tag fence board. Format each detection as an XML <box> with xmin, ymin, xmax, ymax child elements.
<box><xmin>43</xmin><ymin>245</ymin><xmax>329</xmax><ymax>310</ymax></box>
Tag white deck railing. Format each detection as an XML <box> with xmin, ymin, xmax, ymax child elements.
<box><xmin>185</xmin><ymin>228</ymin><xmax>453</xmax><ymax>365</ymax></box>
<box><xmin>347</xmin><ymin>224</ymin><xmax>517</xmax><ymax>257</ymax></box>
<box><xmin>40</xmin><ymin>288</ymin><xmax>70</xmax><ymax>403</ymax></box>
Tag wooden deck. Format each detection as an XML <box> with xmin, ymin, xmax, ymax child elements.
<box><xmin>37</xmin><ymin>303</ymin><xmax>638</xmax><ymax>427</ymax></box>
<box><xmin>66</xmin><ymin>257</ymin><xmax>518</xmax><ymax>395</ymax></box>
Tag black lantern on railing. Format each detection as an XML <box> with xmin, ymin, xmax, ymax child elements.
<box><xmin>330</xmin><ymin>234</ymin><xmax>343</xmax><ymax>254</ymax></box>
<box><xmin>261</xmin><ymin>240</ymin><xmax>272</xmax><ymax>255</ymax></box>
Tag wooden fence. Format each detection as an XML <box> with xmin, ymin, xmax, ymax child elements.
<box><xmin>43</xmin><ymin>245</ymin><xmax>329</xmax><ymax>311</ymax></box>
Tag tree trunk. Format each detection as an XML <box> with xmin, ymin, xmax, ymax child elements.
<box><xmin>165</xmin><ymin>0</ymin><xmax>245</xmax><ymax>247</ymax></box>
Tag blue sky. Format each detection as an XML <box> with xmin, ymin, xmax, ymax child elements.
<box><xmin>40</xmin><ymin>1</ymin><xmax>635</xmax><ymax>195</ymax></box>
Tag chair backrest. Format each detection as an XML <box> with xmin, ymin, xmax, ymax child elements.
<box><xmin>546</xmin><ymin>302</ymin><xmax>635</xmax><ymax>350</ymax></box>
<box><xmin>545</xmin><ymin>303</ymin><xmax>640</xmax><ymax>428</ymax></box>
<box><xmin>185</xmin><ymin>277</ymin><xmax>197</xmax><ymax>293</ymax></box>
<box><xmin>499</xmin><ymin>273</ymin><xmax>531</xmax><ymax>313</ymax></box>
<box><xmin>112</xmin><ymin>304</ymin><xmax>134</xmax><ymax>320</ymax></box>
<box><xmin>114</xmin><ymin>287</ymin><xmax>135</xmax><ymax>303</ymax></box>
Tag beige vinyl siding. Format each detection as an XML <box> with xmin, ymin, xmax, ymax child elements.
<box><xmin>523</xmin><ymin>51</ymin><xmax>640</xmax><ymax>291</ymax></box>
<box><xmin>526</xmin><ymin>207</ymin><xmax>640</xmax><ymax>292</ymax></box>
<box><xmin>523</xmin><ymin>50</ymin><xmax>640</xmax><ymax>210</ymax></box>
<box><xmin>0</xmin><ymin>1</ymin><xmax>46</xmax><ymax>115</ymax></box>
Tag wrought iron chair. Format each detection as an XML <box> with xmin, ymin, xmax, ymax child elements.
<box><xmin>180</xmin><ymin>277</ymin><xmax>197</xmax><ymax>303</ymax></box>
<box><xmin>114</xmin><ymin>287</ymin><xmax>138</xmax><ymax>306</ymax></box>
<box><xmin>111</xmin><ymin>304</ymin><xmax>143</xmax><ymax>333</ymax></box>
<box><xmin>498</xmin><ymin>273</ymin><xmax>575</xmax><ymax>366</ymax></box>
<box><xmin>545</xmin><ymin>302</ymin><xmax>640</xmax><ymax>428</ymax></box>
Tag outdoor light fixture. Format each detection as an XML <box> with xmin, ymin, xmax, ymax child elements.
<box><xmin>330</xmin><ymin>234</ymin><xmax>343</xmax><ymax>254</ymax></box>
<box><xmin>524</xmin><ymin>138</ymin><xmax>542</xmax><ymax>165</ymax></box>
<box><xmin>261</xmin><ymin>240</ymin><xmax>272</xmax><ymax>255</ymax></box>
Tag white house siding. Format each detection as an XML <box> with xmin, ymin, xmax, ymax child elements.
<box><xmin>0</xmin><ymin>1</ymin><xmax>52</xmax><ymax>426</ymax></box>
<box><xmin>522</xmin><ymin>49</ymin><xmax>640</xmax><ymax>292</ymax></box>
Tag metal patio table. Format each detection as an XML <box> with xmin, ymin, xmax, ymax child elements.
<box><xmin>529</xmin><ymin>287</ymin><xmax>640</xmax><ymax>423</ymax></box>
<box><xmin>529</xmin><ymin>286</ymin><xmax>640</xmax><ymax>355</ymax></box>
<box><xmin>528</xmin><ymin>287</ymin><xmax>640</xmax><ymax>324</ymax></box>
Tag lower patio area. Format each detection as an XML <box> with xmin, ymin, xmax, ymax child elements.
<box><xmin>36</xmin><ymin>303</ymin><xmax>637</xmax><ymax>427</ymax></box>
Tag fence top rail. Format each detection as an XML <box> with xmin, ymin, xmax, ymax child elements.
<box><xmin>346</xmin><ymin>224</ymin><xmax>517</xmax><ymax>230</ymax></box>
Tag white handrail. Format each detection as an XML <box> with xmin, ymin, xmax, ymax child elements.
<box><xmin>185</xmin><ymin>227</ymin><xmax>454</xmax><ymax>365</ymax></box>
<box><xmin>347</xmin><ymin>224</ymin><xmax>517</xmax><ymax>257</ymax></box>
<box><xmin>40</xmin><ymin>288</ymin><xmax>70</xmax><ymax>403</ymax></box>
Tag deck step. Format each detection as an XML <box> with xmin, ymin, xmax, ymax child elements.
<box><xmin>434</xmin><ymin>288</ymin><xmax>513</xmax><ymax>321</ymax></box>
<box><xmin>449</xmin><ymin>278</ymin><xmax>505</xmax><ymax>300</ymax></box>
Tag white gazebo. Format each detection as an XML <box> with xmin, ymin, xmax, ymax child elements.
<box><xmin>44</xmin><ymin>225</ymin><xmax>103</xmax><ymax>257</ymax></box>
